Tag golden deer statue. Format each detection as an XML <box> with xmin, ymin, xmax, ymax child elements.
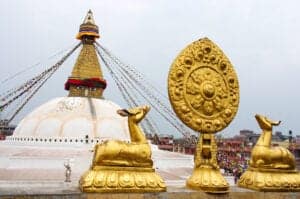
<box><xmin>92</xmin><ymin>106</ymin><xmax>153</xmax><ymax>167</ymax></box>
<box><xmin>238</xmin><ymin>114</ymin><xmax>300</xmax><ymax>191</ymax></box>
<box><xmin>249</xmin><ymin>114</ymin><xmax>295</xmax><ymax>169</ymax></box>
<box><xmin>79</xmin><ymin>105</ymin><xmax>166</xmax><ymax>193</ymax></box>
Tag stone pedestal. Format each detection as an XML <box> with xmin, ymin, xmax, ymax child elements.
<box><xmin>186</xmin><ymin>134</ymin><xmax>229</xmax><ymax>193</ymax></box>
<box><xmin>79</xmin><ymin>166</ymin><xmax>166</xmax><ymax>192</ymax></box>
<box><xmin>187</xmin><ymin>167</ymin><xmax>229</xmax><ymax>193</ymax></box>
<box><xmin>238</xmin><ymin>167</ymin><xmax>300</xmax><ymax>191</ymax></box>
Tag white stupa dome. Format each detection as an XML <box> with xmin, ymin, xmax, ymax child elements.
<box><xmin>11</xmin><ymin>97</ymin><xmax>130</xmax><ymax>144</ymax></box>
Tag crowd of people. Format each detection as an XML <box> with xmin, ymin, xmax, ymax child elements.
<box><xmin>217</xmin><ymin>151</ymin><xmax>248</xmax><ymax>183</ymax></box>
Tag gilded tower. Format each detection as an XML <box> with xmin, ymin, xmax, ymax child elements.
<box><xmin>65</xmin><ymin>10</ymin><xmax>106</xmax><ymax>98</ymax></box>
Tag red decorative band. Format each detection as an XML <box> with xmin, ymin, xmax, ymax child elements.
<box><xmin>64</xmin><ymin>78</ymin><xmax>107</xmax><ymax>90</ymax></box>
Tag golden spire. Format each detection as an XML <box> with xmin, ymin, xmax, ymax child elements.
<box><xmin>65</xmin><ymin>10</ymin><xmax>106</xmax><ymax>98</ymax></box>
<box><xmin>83</xmin><ymin>9</ymin><xmax>96</xmax><ymax>24</ymax></box>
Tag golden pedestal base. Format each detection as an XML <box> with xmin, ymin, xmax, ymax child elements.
<box><xmin>186</xmin><ymin>167</ymin><xmax>229</xmax><ymax>193</ymax></box>
<box><xmin>238</xmin><ymin>167</ymin><xmax>300</xmax><ymax>191</ymax></box>
<box><xmin>79</xmin><ymin>166</ymin><xmax>166</xmax><ymax>193</ymax></box>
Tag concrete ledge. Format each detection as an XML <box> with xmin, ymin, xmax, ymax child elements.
<box><xmin>0</xmin><ymin>182</ymin><xmax>299</xmax><ymax>199</ymax></box>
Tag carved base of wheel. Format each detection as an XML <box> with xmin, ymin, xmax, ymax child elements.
<box><xmin>186</xmin><ymin>167</ymin><xmax>229</xmax><ymax>193</ymax></box>
<box><xmin>79</xmin><ymin>166</ymin><xmax>166</xmax><ymax>193</ymax></box>
<box><xmin>238</xmin><ymin>167</ymin><xmax>300</xmax><ymax>191</ymax></box>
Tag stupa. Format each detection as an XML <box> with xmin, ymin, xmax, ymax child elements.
<box><xmin>10</xmin><ymin>10</ymin><xmax>131</xmax><ymax>144</ymax></box>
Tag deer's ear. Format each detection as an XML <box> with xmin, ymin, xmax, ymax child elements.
<box><xmin>272</xmin><ymin>120</ymin><xmax>281</xmax><ymax>126</ymax></box>
<box><xmin>144</xmin><ymin>105</ymin><xmax>150</xmax><ymax>112</ymax></box>
<box><xmin>265</xmin><ymin>117</ymin><xmax>281</xmax><ymax>126</ymax></box>
<box><xmin>117</xmin><ymin>109</ymin><xmax>129</xmax><ymax>117</ymax></box>
<box><xmin>127</xmin><ymin>108</ymin><xmax>138</xmax><ymax>115</ymax></box>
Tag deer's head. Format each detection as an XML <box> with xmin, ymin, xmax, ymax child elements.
<box><xmin>255</xmin><ymin>114</ymin><xmax>281</xmax><ymax>131</ymax></box>
<box><xmin>117</xmin><ymin>106</ymin><xmax>150</xmax><ymax>123</ymax></box>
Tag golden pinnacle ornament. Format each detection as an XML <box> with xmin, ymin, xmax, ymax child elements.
<box><xmin>65</xmin><ymin>10</ymin><xmax>107</xmax><ymax>99</ymax></box>
<box><xmin>238</xmin><ymin>114</ymin><xmax>300</xmax><ymax>191</ymax></box>
<box><xmin>168</xmin><ymin>38</ymin><xmax>239</xmax><ymax>193</ymax></box>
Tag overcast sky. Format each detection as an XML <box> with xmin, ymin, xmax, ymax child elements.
<box><xmin>0</xmin><ymin>0</ymin><xmax>299</xmax><ymax>137</ymax></box>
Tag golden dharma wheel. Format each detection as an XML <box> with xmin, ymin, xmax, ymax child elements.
<box><xmin>168</xmin><ymin>38</ymin><xmax>239</xmax><ymax>133</ymax></box>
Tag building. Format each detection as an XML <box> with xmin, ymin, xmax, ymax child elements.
<box><xmin>151</xmin><ymin>134</ymin><xmax>174</xmax><ymax>151</ymax></box>
<box><xmin>151</xmin><ymin>129</ymin><xmax>295</xmax><ymax>174</ymax></box>
<box><xmin>0</xmin><ymin>120</ymin><xmax>15</xmax><ymax>140</ymax></box>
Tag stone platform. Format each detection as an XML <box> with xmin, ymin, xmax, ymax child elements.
<box><xmin>0</xmin><ymin>181</ymin><xmax>299</xmax><ymax>199</ymax></box>
<box><xmin>1</xmin><ymin>143</ymin><xmax>298</xmax><ymax>198</ymax></box>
